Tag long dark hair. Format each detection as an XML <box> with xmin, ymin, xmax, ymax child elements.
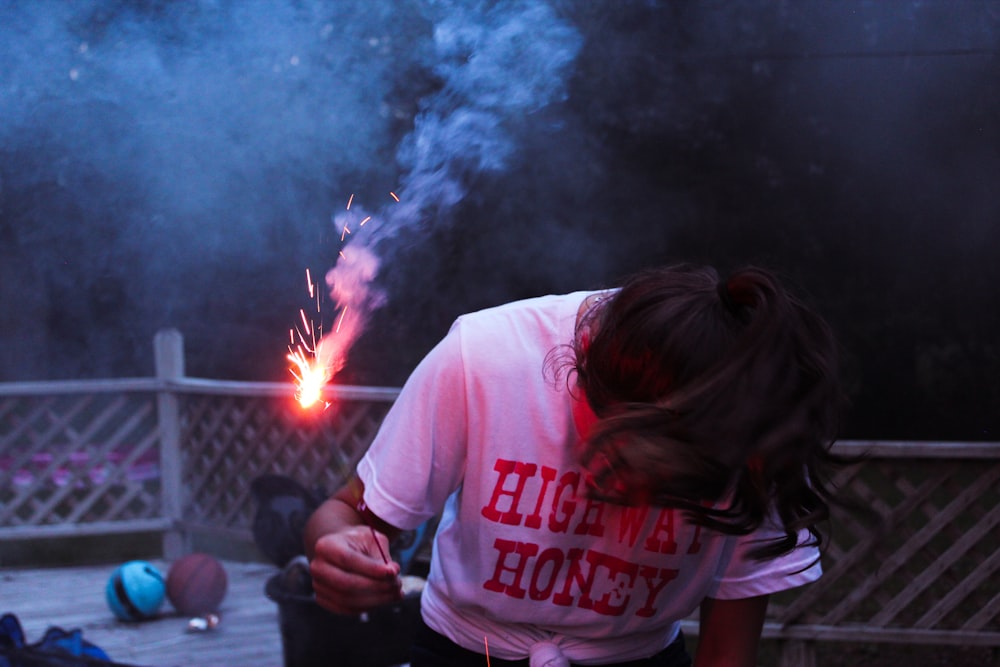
<box><xmin>568</xmin><ymin>264</ymin><xmax>845</xmax><ymax>560</ymax></box>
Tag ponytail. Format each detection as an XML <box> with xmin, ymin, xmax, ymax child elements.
<box><xmin>571</xmin><ymin>264</ymin><xmax>846</xmax><ymax>559</ymax></box>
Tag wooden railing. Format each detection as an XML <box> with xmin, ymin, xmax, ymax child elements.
<box><xmin>0</xmin><ymin>330</ymin><xmax>399</xmax><ymax>556</ymax></box>
<box><xmin>736</xmin><ymin>439</ymin><xmax>1000</xmax><ymax>666</ymax></box>
<box><xmin>1</xmin><ymin>330</ymin><xmax>997</xmax><ymax>664</ymax></box>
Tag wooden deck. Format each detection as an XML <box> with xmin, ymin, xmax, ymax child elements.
<box><xmin>1</xmin><ymin>560</ymin><xmax>285</xmax><ymax>667</ymax></box>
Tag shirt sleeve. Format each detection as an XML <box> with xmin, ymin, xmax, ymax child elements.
<box><xmin>356</xmin><ymin>317</ymin><xmax>470</xmax><ymax>531</ymax></box>
<box><xmin>710</xmin><ymin>524</ymin><xmax>823</xmax><ymax>600</ymax></box>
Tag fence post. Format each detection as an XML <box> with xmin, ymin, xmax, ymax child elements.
<box><xmin>155</xmin><ymin>329</ymin><xmax>188</xmax><ymax>560</ymax></box>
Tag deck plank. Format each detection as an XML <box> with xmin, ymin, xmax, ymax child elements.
<box><xmin>1</xmin><ymin>560</ymin><xmax>285</xmax><ymax>667</ymax></box>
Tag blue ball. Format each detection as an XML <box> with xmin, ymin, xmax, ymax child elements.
<box><xmin>106</xmin><ymin>560</ymin><xmax>166</xmax><ymax>621</ymax></box>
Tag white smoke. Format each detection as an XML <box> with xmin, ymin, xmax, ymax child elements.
<box><xmin>315</xmin><ymin>0</ymin><xmax>582</xmax><ymax>380</ymax></box>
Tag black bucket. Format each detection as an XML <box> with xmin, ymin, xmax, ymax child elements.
<box><xmin>265</xmin><ymin>574</ymin><xmax>421</xmax><ymax>667</ymax></box>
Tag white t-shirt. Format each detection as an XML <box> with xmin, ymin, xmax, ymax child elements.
<box><xmin>357</xmin><ymin>291</ymin><xmax>820</xmax><ymax>665</ymax></box>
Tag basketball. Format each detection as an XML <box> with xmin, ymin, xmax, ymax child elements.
<box><xmin>166</xmin><ymin>552</ymin><xmax>228</xmax><ymax>616</ymax></box>
<box><xmin>105</xmin><ymin>561</ymin><xmax>166</xmax><ymax>622</ymax></box>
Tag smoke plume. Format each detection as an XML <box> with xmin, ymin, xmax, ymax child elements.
<box><xmin>2</xmin><ymin>1</ymin><xmax>999</xmax><ymax>438</ymax></box>
<box><xmin>317</xmin><ymin>0</ymin><xmax>582</xmax><ymax>379</ymax></box>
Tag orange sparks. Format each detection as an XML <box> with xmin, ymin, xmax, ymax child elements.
<box><xmin>287</xmin><ymin>193</ymin><xmax>382</xmax><ymax>410</ymax></box>
<box><xmin>484</xmin><ymin>636</ymin><xmax>491</xmax><ymax>667</ymax></box>
<box><xmin>287</xmin><ymin>347</ymin><xmax>329</xmax><ymax>409</ymax></box>
<box><xmin>287</xmin><ymin>268</ymin><xmax>329</xmax><ymax>409</ymax></box>
<box><xmin>389</xmin><ymin>191</ymin><xmax>400</xmax><ymax>202</ymax></box>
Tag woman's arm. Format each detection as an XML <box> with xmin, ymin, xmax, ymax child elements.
<box><xmin>694</xmin><ymin>595</ymin><xmax>769</xmax><ymax>667</ymax></box>
<box><xmin>304</xmin><ymin>475</ymin><xmax>403</xmax><ymax>615</ymax></box>
<box><xmin>303</xmin><ymin>475</ymin><xmax>401</xmax><ymax>557</ymax></box>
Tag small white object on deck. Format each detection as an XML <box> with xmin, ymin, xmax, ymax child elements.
<box><xmin>1</xmin><ymin>560</ymin><xmax>283</xmax><ymax>667</ymax></box>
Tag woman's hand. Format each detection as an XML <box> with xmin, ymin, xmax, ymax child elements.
<box><xmin>309</xmin><ymin>524</ymin><xmax>402</xmax><ymax>615</ymax></box>
<box><xmin>303</xmin><ymin>475</ymin><xmax>404</xmax><ymax>616</ymax></box>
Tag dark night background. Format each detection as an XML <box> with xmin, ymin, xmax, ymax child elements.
<box><xmin>1</xmin><ymin>1</ymin><xmax>998</xmax><ymax>441</ymax></box>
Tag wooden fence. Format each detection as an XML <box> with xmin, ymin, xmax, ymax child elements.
<box><xmin>1</xmin><ymin>329</ymin><xmax>998</xmax><ymax>665</ymax></box>
<box><xmin>0</xmin><ymin>330</ymin><xmax>396</xmax><ymax>557</ymax></box>
<box><xmin>754</xmin><ymin>439</ymin><xmax>1000</xmax><ymax>665</ymax></box>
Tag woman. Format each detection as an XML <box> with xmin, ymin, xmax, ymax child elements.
<box><xmin>305</xmin><ymin>263</ymin><xmax>844</xmax><ymax>666</ymax></box>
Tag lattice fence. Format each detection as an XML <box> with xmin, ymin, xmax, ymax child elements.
<box><xmin>0</xmin><ymin>347</ymin><xmax>397</xmax><ymax>548</ymax></box>
<box><xmin>758</xmin><ymin>446</ymin><xmax>1000</xmax><ymax>663</ymax></box>
<box><xmin>2</xmin><ymin>330</ymin><xmax>999</xmax><ymax>657</ymax></box>
<box><xmin>0</xmin><ymin>389</ymin><xmax>164</xmax><ymax>535</ymax></box>
<box><xmin>179</xmin><ymin>392</ymin><xmax>393</xmax><ymax>532</ymax></box>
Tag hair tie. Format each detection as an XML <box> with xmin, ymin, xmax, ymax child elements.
<box><xmin>717</xmin><ymin>280</ymin><xmax>739</xmax><ymax>313</ymax></box>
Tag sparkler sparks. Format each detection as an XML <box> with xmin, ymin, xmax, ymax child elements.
<box><xmin>287</xmin><ymin>345</ymin><xmax>330</xmax><ymax>409</ymax></box>
<box><xmin>286</xmin><ymin>269</ymin><xmax>332</xmax><ymax>409</ymax></box>
<box><xmin>286</xmin><ymin>192</ymin><xmax>396</xmax><ymax>410</ymax></box>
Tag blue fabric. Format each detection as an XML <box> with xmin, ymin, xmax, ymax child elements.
<box><xmin>0</xmin><ymin>614</ymin><xmax>27</xmax><ymax>666</ymax></box>
<box><xmin>0</xmin><ymin>612</ymin><xmax>113</xmax><ymax>666</ymax></box>
<box><xmin>35</xmin><ymin>626</ymin><xmax>110</xmax><ymax>661</ymax></box>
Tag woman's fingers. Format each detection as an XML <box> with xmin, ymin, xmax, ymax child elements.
<box><xmin>309</xmin><ymin>526</ymin><xmax>402</xmax><ymax>615</ymax></box>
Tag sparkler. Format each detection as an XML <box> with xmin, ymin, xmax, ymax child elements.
<box><xmin>370</xmin><ymin>525</ymin><xmax>389</xmax><ymax>564</ymax></box>
<box><xmin>286</xmin><ymin>268</ymin><xmax>333</xmax><ymax>409</ymax></box>
<box><xmin>356</xmin><ymin>499</ymin><xmax>390</xmax><ymax>565</ymax></box>
<box><xmin>286</xmin><ymin>191</ymin><xmax>398</xmax><ymax>409</ymax></box>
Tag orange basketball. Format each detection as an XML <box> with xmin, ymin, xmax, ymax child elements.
<box><xmin>166</xmin><ymin>552</ymin><xmax>228</xmax><ymax>616</ymax></box>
